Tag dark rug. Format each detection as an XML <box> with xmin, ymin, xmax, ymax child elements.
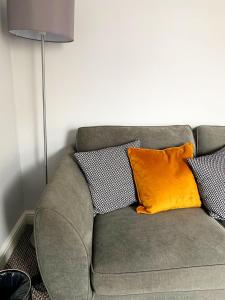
<box><xmin>4</xmin><ymin>225</ymin><xmax>50</xmax><ymax>300</ymax></box>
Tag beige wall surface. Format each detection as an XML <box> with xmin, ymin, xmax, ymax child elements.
<box><xmin>0</xmin><ymin>0</ymin><xmax>24</xmax><ymax>246</ymax></box>
<box><xmin>3</xmin><ymin>0</ymin><xmax>225</xmax><ymax>211</ymax></box>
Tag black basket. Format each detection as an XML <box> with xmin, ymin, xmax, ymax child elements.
<box><xmin>0</xmin><ymin>269</ymin><xmax>31</xmax><ymax>300</ymax></box>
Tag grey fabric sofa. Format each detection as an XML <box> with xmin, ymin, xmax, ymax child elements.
<box><xmin>35</xmin><ymin>125</ymin><xmax>225</xmax><ymax>300</ymax></box>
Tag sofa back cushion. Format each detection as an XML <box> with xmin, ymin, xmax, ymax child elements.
<box><xmin>76</xmin><ymin>125</ymin><xmax>195</xmax><ymax>152</ymax></box>
<box><xmin>195</xmin><ymin>126</ymin><xmax>225</xmax><ymax>155</ymax></box>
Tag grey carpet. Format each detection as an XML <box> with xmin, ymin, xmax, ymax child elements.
<box><xmin>3</xmin><ymin>225</ymin><xmax>50</xmax><ymax>300</ymax></box>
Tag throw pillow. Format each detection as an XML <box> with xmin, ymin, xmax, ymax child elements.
<box><xmin>128</xmin><ymin>143</ymin><xmax>201</xmax><ymax>214</ymax></box>
<box><xmin>188</xmin><ymin>147</ymin><xmax>225</xmax><ymax>220</ymax></box>
<box><xmin>74</xmin><ymin>140</ymin><xmax>140</xmax><ymax>215</ymax></box>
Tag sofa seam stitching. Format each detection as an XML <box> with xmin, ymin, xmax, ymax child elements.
<box><xmin>92</xmin><ymin>262</ymin><xmax>225</xmax><ymax>275</ymax></box>
<box><xmin>94</xmin><ymin>288</ymin><xmax>225</xmax><ymax>297</ymax></box>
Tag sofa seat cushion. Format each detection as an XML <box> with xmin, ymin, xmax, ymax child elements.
<box><xmin>91</xmin><ymin>207</ymin><xmax>225</xmax><ymax>296</ymax></box>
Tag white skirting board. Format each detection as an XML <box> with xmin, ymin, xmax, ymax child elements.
<box><xmin>0</xmin><ymin>210</ymin><xmax>35</xmax><ymax>269</ymax></box>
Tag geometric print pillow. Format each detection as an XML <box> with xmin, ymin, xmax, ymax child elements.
<box><xmin>188</xmin><ymin>146</ymin><xmax>225</xmax><ymax>220</ymax></box>
<box><xmin>74</xmin><ymin>140</ymin><xmax>140</xmax><ymax>215</ymax></box>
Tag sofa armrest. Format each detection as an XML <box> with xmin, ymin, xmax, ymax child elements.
<box><xmin>34</xmin><ymin>147</ymin><xmax>93</xmax><ymax>300</ymax></box>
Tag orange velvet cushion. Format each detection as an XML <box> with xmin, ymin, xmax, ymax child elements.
<box><xmin>128</xmin><ymin>143</ymin><xmax>201</xmax><ymax>214</ymax></box>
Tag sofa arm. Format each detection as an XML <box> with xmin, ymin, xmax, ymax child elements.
<box><xmin>34</xmin><ymin>147</ymin><xmax>93</xmax><ymax>300</ymax></box>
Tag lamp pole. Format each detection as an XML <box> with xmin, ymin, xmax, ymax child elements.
<box><xmin>41</xmin><ymin>33</ymin><xmax>48</xmax><ymax>185</ymax></box>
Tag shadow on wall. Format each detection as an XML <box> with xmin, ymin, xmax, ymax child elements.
<box><xmin>21</xmin><ymin>129</ymin><xmax>77</xmax><ymax>210</ymax></box>
<box><xmin>2</xmin><ymin>175</ymin><xmax>24</xmax><ymax>243</ymax></box>
<box><xmin>0</xmin><ymin>0</ymin><xmax>23</xmax><ymax>241</ymax></box>
<box><xmin>2</xmin><ymin>130</ymin><xmax>76</xmax><ymax>247</ymax></box>
<box><xmin>2</xmin><ymin>129</ymin><xmax>77</xmax><ymax>237</ymax></box>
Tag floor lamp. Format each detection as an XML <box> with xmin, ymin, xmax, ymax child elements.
<box><xmin>7</xmin><ymin>0</ymin><xmax>74</xmax><ymax>185</ymax></box>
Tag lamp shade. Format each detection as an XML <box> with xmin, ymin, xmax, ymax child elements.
<box><xmin>7</xmin><ymin>0</ymin><xmax>74</xmax><ymax>42</ymax></box>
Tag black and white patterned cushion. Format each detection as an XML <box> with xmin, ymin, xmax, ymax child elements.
<box><xmin>74</xmin><ymin>140</ymin><xmax>140</xmax><ymax>215</ymax></box>
<box><xmin>188</xmin><ymin>147</ymin><xmax>225</xmax><ymax>220</ymax></box>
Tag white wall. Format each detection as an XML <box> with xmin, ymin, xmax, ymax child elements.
<box><xmin>9</xmin><ymin>0</ymin><xmax>225</xmax><ymax>209</ymax></box>
<box><xmin>0</xmin><ymin>0</ymin><xmax>24</xmax><ymax>246</ymax></box>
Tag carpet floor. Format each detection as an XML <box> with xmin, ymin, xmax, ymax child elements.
<box><xmin>3</xmin><ymin>225</ymin><xmax>50</xmax><ymax>300</ymax></box>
